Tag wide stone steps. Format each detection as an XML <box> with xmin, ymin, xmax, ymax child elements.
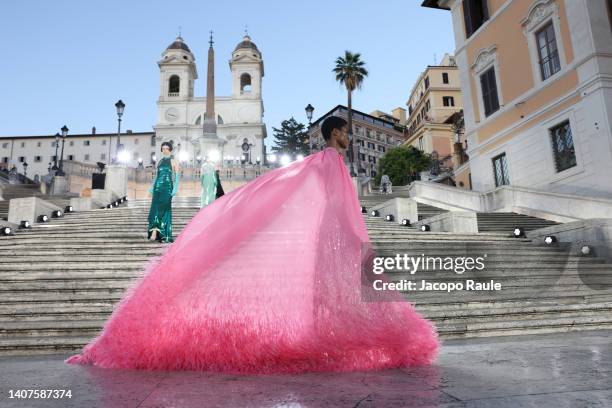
<box><xmin>1</xmin><ymin>260</ymin><xmax>608</xmax><ymax>277</ymax></box>
<box><xmin>0</xmin><ymin>253</ymin><xmax>594</xmax><ymax>265</ymax></box>
<box><xmin>0</xmin><ymin>336</ymin><xmax>100</xmax><ymax>354</ymax></box>
<box><xmin>11</xmin><ymin>221</ymin><xmax>195</xmax><ymax>231</ymax></box>
<box><xmin>0</xmin><ymin>232</ymin><xmax>534</xmax><ymax>244</ymax></box>
<box><xmin>435</xmin><ymin>310</ymin><xmax>612</xmax><ymax>333</ymax></box>
<box><xmin>1</xmin><ymin>286</ymin><xmax>607</xmax><ymax>306</ymax></box>
<box><xmin>0</xmin><ymin>195</ymin><xmax>611</xmax><ymax>355</ymax></box>
<box><xmin>0</xmin><ymin>279</ymin><xmax>138</xmax><ymax>291</ymax></box>
<box><xmin>3</xmin><ymin>298</ymin><xmax>612</xmax><ymax>323</ymax></box>
<box><xmin>0</xmin><ymin>291</ymin><xmax>128</xmax><ymax>303</ymax></box>
<box><xmin>0</xmin><ymin>249</ymin><xmax>165</xmax><ymax>258</ymax></box>
<box><xmin>3</xmin><ymin>277</ymin><xmax>611</xmax><ymax>294</ymax></box>
<box><xmin>3</xmin><ymin>312</ymin><xmax>612</xmax><ymax>346</ymax></box>
<box><xmin>0</xmin><ymin>254</ymin><xmax>160</xmax><ymax>263</ymax></box>
<box><xmin>403</xmin><ymin>286</ymin><xmax>612</xmax><ymax>303</ymax></box>
<box><xmin>359</xmin><ymin>194</ymin><xmax>559</xmax><ymax>234</ymax></box>
<box><xmin>370</xmin><ymin>237</ymin><xmax>530</xmax><ymax>243</ymax></box>
<box><xmin>1</xmin><ymin>263</ymin><xmax>608</xmax><ymax>288</ymax></box>
<box><xmin>0</xmin><ymin>186</ymin><xmax>75</xmax><ymax>219</ymax></box>
<box><xmin>477</xmin><ymin>213</ymin><xmax>559</xmax><ymax>232</ymax></box>
<box><xmin>359</xmin><ymin>197</ymin><xmax>448</xmax><ymax>221</ymax></box>
<box><xmin>437</xmin><ymin>316</ymin><xmax>612</xmax><ymax>339</ymax></box>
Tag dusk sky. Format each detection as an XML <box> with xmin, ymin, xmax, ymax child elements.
<box><xmin>1</xmin><ymin>0</ymin><xmax>454</xmax><ymax>147</ymax></box>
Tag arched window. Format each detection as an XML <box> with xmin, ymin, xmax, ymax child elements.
<box><xmin>240</xmin><ymin>73</ymin><xmax>252</xmax><ymax>94</ymax></box>
<box><xmin>168</xmin><ymin>75</ymin><xmax>180</xmax><ymax>96</ymax></box>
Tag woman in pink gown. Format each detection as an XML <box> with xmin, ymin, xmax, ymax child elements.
<box><xmin>65</xmin><ymin>116</ymin><xmax>439</xmax><ymax>374</ymax></box>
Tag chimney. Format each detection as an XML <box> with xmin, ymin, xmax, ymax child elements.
<box><xmin>392</xmin><ymin>107</ymin><xmax>407</xmax><ymax>125</ymax></box>
<box><xmin>92</xmin><ymin>126</ymin><xmax>96</xmax><ymax>135</ymax></box>
<box><xmin>126</xmin><ymin>129</ymin><xmax>133</xmax><ymax>134</ymax></box>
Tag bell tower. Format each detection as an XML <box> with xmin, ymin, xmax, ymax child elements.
<box><xmin>229</xmin><ymin>34</ymin><xmax>264</xmax><ymax>99</ymax></box>
<box><xmin>157</xmin><ymin>36</ymin><xmax>197</xmax><ymax>103</ymax></box>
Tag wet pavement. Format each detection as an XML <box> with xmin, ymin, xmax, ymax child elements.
<box><xmin>1</xmin><ymin>330</ymin><xmax>611</xmax><ymax>407</ymax></box>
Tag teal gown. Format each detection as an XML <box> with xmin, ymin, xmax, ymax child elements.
<box><xmin>148</xmin><ymin>156</ymin><xmax>175</xmax><ymax>243</ymax></box>
<box><xmin>200</xmin><ymin>162</ymin><xmax>218</xmax><ymax>208</ymax></box>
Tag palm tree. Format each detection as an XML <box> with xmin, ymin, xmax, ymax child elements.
<box><xmin>333</xmin><ymin>51</ymin><xmax>368</xmax><ymax>177</ymax></box>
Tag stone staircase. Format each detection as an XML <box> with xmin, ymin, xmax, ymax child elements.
<box><xmin>0</xmin><ymin>184</ymin><xmax>42</xmax><ymax>220</ymax></box>
<box><xmin>0</xmin><ymin>183</ymin><xmax>74</xmax><ymax>220</ymax></box>
<box><xmin>359</xmin><ymin>193</ymin><xmax>448</xmax><ymax>221</ymax></box>
<box><xmin>0</xmin><ymin>196</ymin><xmax>611</xmax><ymax>356</ymax></box>
<box><xmin>0</xmin><ymin>200</ymin><xmax>198</xmax><ymax>355</ymax></box>
<box><xmin>360</xmin><ymin>192</ymin><xmax>560</xmax><ymax>232</ymax></box>
<box><xmin>476</xmin><ymin>212</ymin><xmax>559</xmax><ymax>232</ymax></box>
<box><xmin>362</xmin><ymin>213</ymin><xmax>612</xmax><ymax>338</ymax></box>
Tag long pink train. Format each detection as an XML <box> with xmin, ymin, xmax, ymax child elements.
<box><xmin>65</xmin><ymin>147</ymin><xmax>439</xmax><ymax>374</ymax></box>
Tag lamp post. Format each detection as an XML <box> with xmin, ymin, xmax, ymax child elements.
<box><xmin>305</xmin><ymin>103</ymin><xmax>314</xmax><ymax>154</ymax></box>
<box><xmin>52</xmin><ymin>133</ymin><xmax>60</xmax><ymax>170</ymax></box>
<box><xmin>114</xmin><ymin>99</ymin><xmax>125</xmax><ymax>164</ymax></box>
<box><xmin>57</xmin><ymin>125</ymin><xmax>68</xmax><ymax>176</ymax></box>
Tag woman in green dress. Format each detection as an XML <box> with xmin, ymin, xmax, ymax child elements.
<box><xmin>147</xmin><ymin>142</ymin><xmax>180</xmax><ymax>243</ymax></box>
<box><xmin>200</xmin><ymin>157</ymin><xmax>218</xmax><ymax>208</ymax></box>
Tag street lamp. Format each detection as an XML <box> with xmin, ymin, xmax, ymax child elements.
<box><xmin>114</xmin><ymin>99</ymin><xmax>125</xmax><ymax>164</ymax></box>
<box><xmin>57</xmin><ymin>125</ymin><xmax>68</xmax><ymax>176</ymax></box>
<box><xmin>305</xmin><ymin>103</ymin><xmax>314</xmax><ymax>153</ymax></box>
<box><xmin>52</xmin><ymin>133</ymin><xmax>60</xmax><ymax>170</ymax></box>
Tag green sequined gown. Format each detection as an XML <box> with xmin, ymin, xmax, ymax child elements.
<box><xmin>148</xmin><ymin>156</ymin><xmax>175</xmax><ymax>243</ymax></box>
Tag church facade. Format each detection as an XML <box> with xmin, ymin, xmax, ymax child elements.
<box><xmin>154</xmin><ymin>34</ymin><xmax>266</xmax><ymax>167</ymax></box>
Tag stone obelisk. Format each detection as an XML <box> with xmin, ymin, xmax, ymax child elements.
<box><xmin>200</xmin><ymin>30</ymin><xmax>223</xmax><ymax>161</ymax></box>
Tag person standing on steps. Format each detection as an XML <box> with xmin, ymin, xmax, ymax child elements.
<box><xmin>215</xmin><ymin>168</ymin><xmax>224</xmax><ymax>199</ymax></box>
<box><xmin>380</xmin><ymin>174</ymin><xmax>392</xmax><ymax>195</ymax></box>
<box><xmin>147</xmin><ymin>142</ymin><xmax>180</xmax><ymax>243</ymax></box>
<box><xmin>200</xmin><ymin>156</ymin><xmax>218</xmax><ymax>208</ymax></box>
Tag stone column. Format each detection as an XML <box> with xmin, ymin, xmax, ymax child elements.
<box><xmin>51</xmin><ymin>175</ymin><xmax>68</xmax><ymax>195</ymax></box>
<box><xmin>105</xmin><ymin>164</ymin><xmax>128</xmax><ymax>199</ymax></box>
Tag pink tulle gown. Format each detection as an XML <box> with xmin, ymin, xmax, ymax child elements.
<box><xmin>65</xmin><ymin>146</ymin><xmax>439</xmax><ymax>374</ymax></box>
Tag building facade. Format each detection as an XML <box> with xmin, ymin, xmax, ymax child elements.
<box><xmin>0</xmin><ymin>129</ymin><xmax>155</xmax><ymax>180</ymax></box>
<box><xmin>308</xmin><ymin>105</ymin><xmax>405</xmax><ymax>177</ymax></box>
<box><xmin>403</xmin><ymin>53</ymin><xmax>464</xmax><ymax>175</ymax></box>
<box><xmin>423</xmin><ymin>0</ymin><xmax>612</xmax><ymax>198</ymax></box>
<box><xmin>155</xmin><ymin>34</ymin><xmax>267</xmax><ymax>167</ymax></box>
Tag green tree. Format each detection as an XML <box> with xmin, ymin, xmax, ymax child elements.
<box><xmin>333</xmin><ymin>51</ymin><xmax>368</xmax><ymax>176</ymax></box>
<box><xmin>271</xmin><ymin>117</ymin><xmax>309</xmax><ymax>156</ymax></box>
<box><xmin>375</xmin><ymin>146</ymin><xmax>432</xmax><ymax>187</ymax></box>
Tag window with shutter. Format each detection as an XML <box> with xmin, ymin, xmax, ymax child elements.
<box><xmin>480</xmin><ymin>67</ymin><xmax>499</xmax><ymax>116</ymax></box>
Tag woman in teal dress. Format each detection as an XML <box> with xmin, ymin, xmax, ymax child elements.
<box><xmin>147</xmin><ymin>142</ymin><xmax>180</xmax><ymax>243</ymax></box>
<box><xmin>200</xmin><ymin>158</ymin><xmax>218</xmax><ymax>208</ymax></box>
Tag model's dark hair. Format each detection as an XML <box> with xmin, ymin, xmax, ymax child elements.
<box><xmin>321</xmin><ymin>116</ymin><xmax>348</xmax><ymax>140</ymax></box>
<box><xmin>160</xmin><ymin>141</ymin><xmax>173</xmax><ymax>152</ymax></box>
